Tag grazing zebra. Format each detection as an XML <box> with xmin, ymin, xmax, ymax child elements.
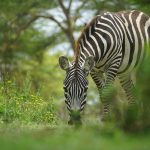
<box><xmin>59</xmin><ymin>10</ymin><xmax>150</xmax><ymax>123</ymax></box>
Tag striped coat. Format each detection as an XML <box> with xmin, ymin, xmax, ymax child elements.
<box><xmin>76</xmin><ymin>10</ymin><xmax>150</xmax><ymax>75</ymax></box>
<box><xmin>59</xmin><ymin>10</ymin><xmax>150</xmax><ymax>122</ymax></box>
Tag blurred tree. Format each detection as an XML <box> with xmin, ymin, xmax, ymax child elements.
<box><xmin>0</xmin><ymin>0</ymin><xmax>150</xmax><ymax>106</ymax></box>
<box><xmin>1</xmin><ymin>0</ymin><xmax>148</xmax><ymax>72</ymax></box>
<box><xmin>0</xmin><ymin>0</ymin><xmax>57</xmax><ymax>79</ymax></box>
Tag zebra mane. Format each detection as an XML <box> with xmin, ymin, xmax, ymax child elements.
<box><xmin>75</xmin><ymin>16</ymin><xmax>98</xmax><ymax>65</ymax></box>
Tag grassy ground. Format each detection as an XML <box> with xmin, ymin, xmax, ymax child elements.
<box><xmin>0</xmin><ymin>123</ymin><xmax>150</xmax><ymax>150</ymax></box>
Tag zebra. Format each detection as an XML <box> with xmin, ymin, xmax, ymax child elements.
<box><xmin>59</xmin><ymin>10</ymin><xmax>150</xmax><ymax>124</ymax></box>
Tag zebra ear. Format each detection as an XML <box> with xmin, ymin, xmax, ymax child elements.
<box><xmin>83</xmin><ymin>56</ymin><xmax>95</xmax><ymax>73</ymax></box>
<box><xmin>59</xmin><ymin>56</ymin><xmax>70</xmax><ymax>71</ymax></box>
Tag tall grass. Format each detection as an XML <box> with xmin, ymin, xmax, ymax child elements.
<box><xmin>0</xmin><ymin>76</ymin><xmax>57</xmax><ymax>124</ymax></box>
<box><xmin>120</xmin><ymin>55</ymin><xmax>150</xmax><ymax>132</ymax></box>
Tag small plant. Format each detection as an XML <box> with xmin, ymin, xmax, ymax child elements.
<box><xmin>0</xmin><ymin>77</ymin><xmax>57</xmax><ymax>124</ymax></box>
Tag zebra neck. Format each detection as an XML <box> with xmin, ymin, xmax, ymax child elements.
<box><xmin>74</xmin><ymin>54</ymin><xmax>95</xmax><ymax>68</ymax></box>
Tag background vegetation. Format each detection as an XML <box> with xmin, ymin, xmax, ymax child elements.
<box><xmin>0</xmin><ymin>0</ymin><xmax>150</xmax><ymax>149</ymax></box>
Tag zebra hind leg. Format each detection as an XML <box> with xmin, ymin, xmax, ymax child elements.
<box><xmin>119</xmin><ymin>75</ymin><xmax>136</xmax><ymax>106</ymax></box>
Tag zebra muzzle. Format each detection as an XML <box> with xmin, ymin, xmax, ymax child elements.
<box><xmin>68</xmin><ymin>111</ymin><xmax>82</xmax><ymax>125</ymax></box>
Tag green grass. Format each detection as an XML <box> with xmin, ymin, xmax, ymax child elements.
<box><xmin>0</xmin><ymin>123</ymin><xmax>150</xmax><ymax>150</ymax></box>
<box><xmin>0</xmin><ymin>57</ymin><xmax>150</xmax><ymax>150</ymax></box>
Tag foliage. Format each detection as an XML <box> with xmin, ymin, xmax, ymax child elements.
<box><xmin>0</xmin><ymin>77</ymin><xmax>57</xmax><ymax>124</ymax></box>
<box><xmin>136</xmin><ymin>55</ymin><xmax>150</xmax><ymax>129</ymax></box>
<box><xmin>0</xmin><ymin>1</ymin><xmax>150</xmax><ymax>150</ymax></box>
<box><xmin>118</xmin><ymin>54</ymin><xmax>150</xmax><ymax>132</ymax></box>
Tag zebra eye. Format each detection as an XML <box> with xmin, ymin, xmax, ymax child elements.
<box><xmin>83</xmin><ymin>94</ymin><xmax>87</xmax><ymax>99</ymax></box>
<box><xmin>81</xmin><ymin>93</ymin><xmax>87</xmax><ymax>100</ymax></box>
<box><xmin>63</xmin><ymin>87</ymin><xmax>67</xmax><ymax>92</ymax></box>
<box><xmin>84</xmin><ymin>87</ymin><xmax>88</xmax><ymax>92</ymax></box>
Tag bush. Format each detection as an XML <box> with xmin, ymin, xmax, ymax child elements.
<box><xmin>121</xmin><ymin>55</ymin><xmax>150</xmax><ymax>132</ymax></box>
<box><xmin>0</xmin><ymin>78</ymin><xmax>57</xmax><ymax>124</ymax></box>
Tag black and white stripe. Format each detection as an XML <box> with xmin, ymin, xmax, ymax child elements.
<box><xmin>59</xmin><ymin>10</ymin><xmax>150</xmax><ymax>120</ymax></box>
<box><xmin>63</xmin><ymin>64</ymin><xmax>88</xmax><ymax>112</ymax></box>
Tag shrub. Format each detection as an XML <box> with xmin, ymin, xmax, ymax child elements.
<box><xmin>0</xmin><ymin>78</ymin><xmax>57</xmax><ymax>124</ymax></box>
<box><xmin>121</xmin><ymin>55</ymin><xmax>150</xmax><ymax>132</ymax></box>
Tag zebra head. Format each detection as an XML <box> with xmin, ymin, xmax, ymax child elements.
<box><xmin>59</xmin><ymin>56</ymin><xmax>94</xmax><ymax>124</ymax></box>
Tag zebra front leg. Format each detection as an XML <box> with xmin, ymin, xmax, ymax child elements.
<box><xmin>100</xmin><ymin>58</ymin><xmax>121</xmax><ymax>121</ymax></box>
<box><xmin>90</xmin><ymin>70</ymin><xmax>107</xmax><ymax>121</ymax></box>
